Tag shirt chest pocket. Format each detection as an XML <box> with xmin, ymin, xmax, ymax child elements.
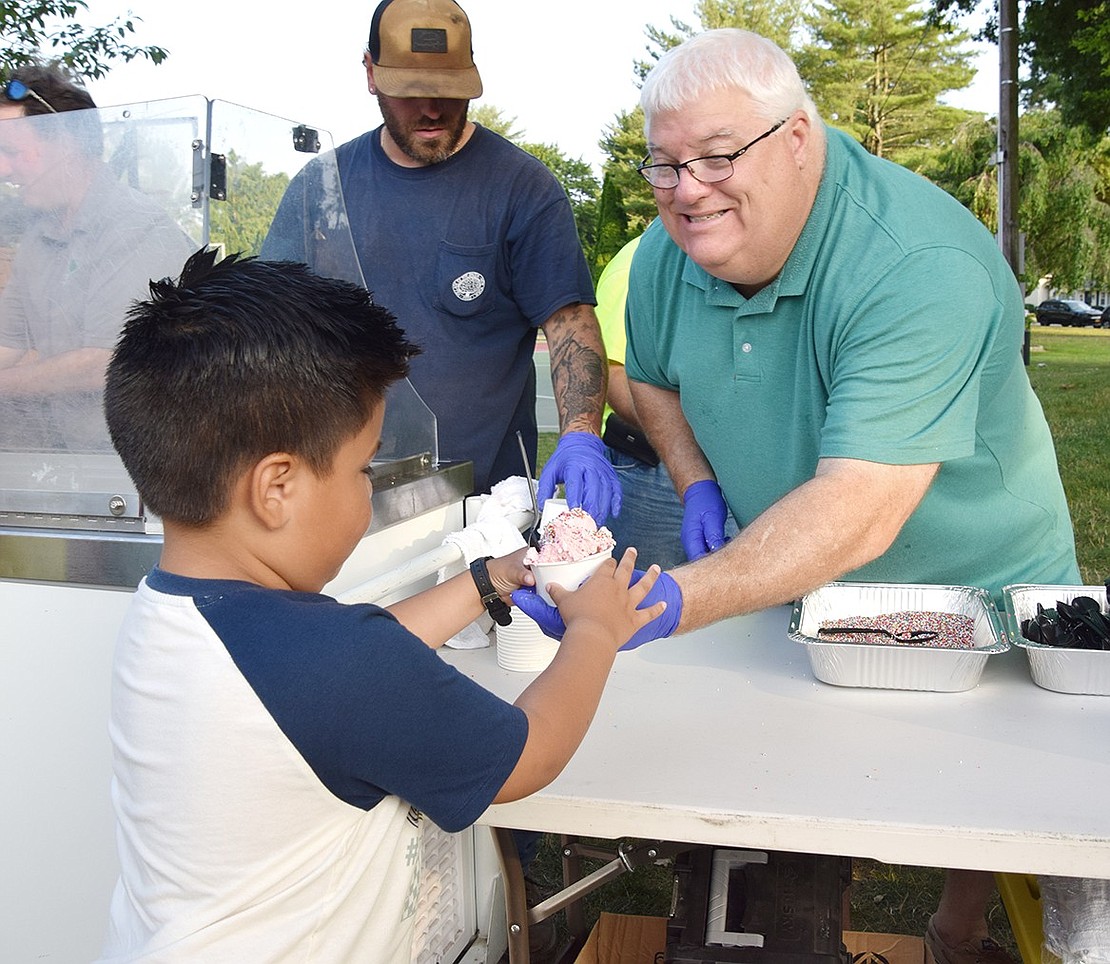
<box><xmin>433</xmin><ymin>241</ymin><xmax>498</xmax><ymax>319</ymax></box>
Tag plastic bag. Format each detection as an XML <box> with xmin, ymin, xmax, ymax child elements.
<box><xmin>1041</xmin><ymin>875</ymin><xmax>1110</xmax><ymax>964</ymax></box>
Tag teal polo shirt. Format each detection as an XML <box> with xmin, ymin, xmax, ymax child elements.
<box><xmin>625</xmin><ymin>126</ymin><xmax>1078</xmax><ymax>598</ymax></box>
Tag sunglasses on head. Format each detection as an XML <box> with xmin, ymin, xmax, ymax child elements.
<box><xmin>4</xmin><ymin>78</ymin><xmax>57</xmax><ymax>114</ymax></box>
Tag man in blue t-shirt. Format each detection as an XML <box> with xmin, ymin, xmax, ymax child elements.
<box><xmin>623</xmin><ymin>26</ymin><xmax>1078</xmax><ymax>964</ymax></box>
<box><xmin>262</xmin><ymin>0</ymin><xmax>618</xmax><ymax>524</ymax></box>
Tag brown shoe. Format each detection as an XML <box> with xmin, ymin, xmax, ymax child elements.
<box><xmin>925</xmin><ymin>916</ymin><xmax>1017</xmax><ymax>964</ymax></box>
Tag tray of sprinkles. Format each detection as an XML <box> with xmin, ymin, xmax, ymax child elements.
<box><xmin>1001</xmin><ymin>584</ymin><xmax>1110</xmax><ymax>695</ymax></box>
<box><xmin>788</xmin><ymin>582</ymin><xmax>1010</xmax><ymax>692</ymax></box>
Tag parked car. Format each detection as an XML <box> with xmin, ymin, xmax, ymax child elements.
<box><xmin>1035</xmin><ymin>299</ymin><xmax>1104</xmax><ymax>327</ymax></box>
<box><xmin>1101</xmin><ymin>305</ymin><xmax>1110</xmax><ymax>329</ymax></box>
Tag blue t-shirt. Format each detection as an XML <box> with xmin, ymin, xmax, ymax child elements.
<box><xmin>626</xmin><ymin>127</ymin><xmax>1078</xmax><ymax>598</ymax></box>
<box><xmin>262</xmin><ymin>125</ymin><xmax>596</xmax><ymax>493</ymax></box>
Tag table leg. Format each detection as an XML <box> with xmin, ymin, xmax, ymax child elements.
<box><xmin>561</xmin><ymin>835</ymin><xmax>587</xmax><ymax>942</ymax></box>
<box><xmin>491</xmin><ymin>825</ymin><xmax>531</xmax><ymax>963</ymax></box>
<box><xmin>488</xmin><ymin>829</ymin><xmax>695</xmax><ymax>962</ymax></box>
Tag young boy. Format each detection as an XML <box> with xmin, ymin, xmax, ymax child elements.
<box><xmin>97</xmin><ymin>248</ymin><xmax>667</xmax><ymax>962</ymax></box>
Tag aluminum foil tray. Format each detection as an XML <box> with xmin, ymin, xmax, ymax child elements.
<box><xmin>1002</xmin><ymin>584</ymin><xmax>1110</xmax><ymax>695</ymax></box>
<box><xmin>788</xmin><ymin>582</ymin><xmax>1009</xmax><ymax>692</ymax></box>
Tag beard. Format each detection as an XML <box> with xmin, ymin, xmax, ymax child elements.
<box><xmin>378</xmin><ymin>97</ymin><xmax>468</xmax><ymax>165</ymax></box>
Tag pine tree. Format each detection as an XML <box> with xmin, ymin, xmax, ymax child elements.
<box><xmin>597</xmin><ymin>106</ymin><xmax>657</xmax><ymax>240</ymax></box>
<box><xmin>797</xmin><ymin>0</ymin><xmax>976</xmax><ymax>160</ymax></box>
<box><xmin>590</xmin><ymin>172</ymin><xmax>631</xmax><ymax>281</ymax></box>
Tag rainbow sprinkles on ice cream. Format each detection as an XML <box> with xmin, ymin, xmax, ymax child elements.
<box><xmin>524</xmin><ymin>507</ymin><xmax>615</xmax><ymax>565</ymax></box>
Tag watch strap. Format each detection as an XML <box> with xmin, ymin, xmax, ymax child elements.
<box><xmin>470</xmin><ymin>556</ymin><xmax>513</xmax><ymax>627</ymax></box>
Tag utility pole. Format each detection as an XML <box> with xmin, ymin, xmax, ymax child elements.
<box><xmin>997</xmin><ymin>0</ymin><xmax>1027</xmax><ymax>361</ymax></box>
<box><xmin>997</xmin><ymin>0</ymin><xmax>1020</xmax><ymax>277</ymax></box>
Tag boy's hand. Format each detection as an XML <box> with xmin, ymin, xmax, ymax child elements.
<box><xmin>486</xmin><ymin>547</ymin><xmax>535</xmax><ymax>600</ymax></box>
<box><xmin>511</xmin><ymin>549</ymin><xmax>681</xmax><ymax>651</ymax></box>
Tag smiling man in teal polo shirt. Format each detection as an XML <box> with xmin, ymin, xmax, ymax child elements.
<box><xmin>623</xmin><ymin>26</ymin><xmax>1079</xmax><ymax>964</ymax></box>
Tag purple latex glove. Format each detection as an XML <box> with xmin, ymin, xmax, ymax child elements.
<box><xmin>510</xmin><ymin>569</ymin><xmax>682</xmax><ymax>651</ymax></box>
<box><xmin>681</xmin><ymin>479</ymin><xmax>730</xmax><ymax>561</ymax></box>
<box><xmin>536</xmin><ymin>431</ymin><xmax>622</xmax><ymax>522</ymax></box>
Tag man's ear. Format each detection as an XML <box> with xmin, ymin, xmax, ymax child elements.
<box><xmin>787</xmin><ymin>109</ymin><xmax>813</xmax><ymax>167</ymax></box>
<box><xmin>364</xmin><ymin>54</ymin><xmax>377</xmax><ymax>95</ymax></box>
<box><xmin>248</xmin><ymin>452</ymin><xmax>299</xmax><ymax>530</ymax></box>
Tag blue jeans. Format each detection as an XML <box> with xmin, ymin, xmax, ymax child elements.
<box><xmin>602</xmin><ymin>445</ymin><xmax>739</xmax><ymax>569</ymax></box>
<box><xmin>602</xmin><ymin>446</ymin><xmax>687</xmax><ymax>569</ymax></box>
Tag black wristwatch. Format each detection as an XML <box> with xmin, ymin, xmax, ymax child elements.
<box><xmin>470</xmin><ymin>556</ymin><xmax>513</xmax><ymax>626</ymax></box>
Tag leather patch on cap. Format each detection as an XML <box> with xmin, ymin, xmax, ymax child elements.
<box><xmin>411</xmin><ymin>27</ymin><xmax>448</xmax><ymax>53</ymax></box>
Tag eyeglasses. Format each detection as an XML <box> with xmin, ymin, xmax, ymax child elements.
<box><xmin>637</xmin><ymin>119</ymin><xmax>787</xmax><ymax>189</ymax></box>
<box><xmin>4</xmin><ymin>79</ymin><xmax>57</xmax><ymax>114</ymax></box>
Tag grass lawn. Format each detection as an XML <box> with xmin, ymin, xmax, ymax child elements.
<box><xmin>530</xmin><ymin>325</ymin><xmax>1108</xmax><ymax>947</ymax></box>
<box><xmin>1027</xmin><ymin>325</ymin><xmax>1110</xmax><ymax>583</ymax></box>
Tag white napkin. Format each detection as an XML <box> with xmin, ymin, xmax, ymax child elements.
<box><xmin>476</xmin><ymin>475</ymin><xmax>538</xmax><ymax>521</ymax></box>
<box><xmin>439</xmin><ymin>476</ymin><xmax>531</xmax><ymax>649</ymax></box>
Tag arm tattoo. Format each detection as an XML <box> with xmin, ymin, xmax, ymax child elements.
<box><xmin>543</xmin><ymin>303</ymin><xmax>607</xmax><ymax>435</ymax></box>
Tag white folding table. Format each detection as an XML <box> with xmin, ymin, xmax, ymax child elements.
<box><xmin>440</xmin><ymin>605</ymin><xmax>1110</xmax><ymax>961</ymax></box>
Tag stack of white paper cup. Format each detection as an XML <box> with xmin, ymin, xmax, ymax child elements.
<box><xmin>496</xmin><ymin>612</ymin><xmax>559</xmax><ymax>672</ymax></box>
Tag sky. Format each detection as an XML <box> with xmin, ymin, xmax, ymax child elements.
<box><xmin>83</xmin><ymin>1</ymin><xmax>1001</xmax><ymax>175</ymax></box>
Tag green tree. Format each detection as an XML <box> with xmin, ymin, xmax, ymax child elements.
<box><xmin>931</xmin><ymin>0</ymin><xmax>1110</xmax><ymax>135</ymax></box>
<box><xmin>208</xmin><ymin>151</ymin><xmax>291</xmax><ymax>258</ymax></box>
<box><xmin>921</xmin><ymin>110</ymin><xmax>1110</xmax><ymax>289</ymax></box>
<box><xmin>797</xmin><ymin>0</ymin><xmax>976</xmax><ymax>160</ymax></box>
<box><xmin>635</xmin><ymin>0</ymin><xmax>804</xmax><ymax>81</ymax></box>
<box><xmin>1</xmin><ymin>0</ymin><xmax>166</xmax><ymax>79</ymax></box>
<box><xmin>598</xmin><ymin>106</ymin><xmax>656</xmax><ymax>238</ymax></box>
<box><xmin>911</xmin><ymin>114</ymin><xmax>998</xmax><ymax>226</ymax></box>
<box><xmin>469</xmin><ymin>103</ymin><xmax>523</xmax><ymax>141</ymax></box>
<box><xmin>589</xmin><ymin>171</ymin><xmax>631</xmax><ymax>281</ymax></box>
<box><xmin>1016</xmin><ymin>110</ymin><xmax>1110</xmax><ymax>290</ymax></box>
<box><xmin>1023</xmin><ymin>0</ymin><xmax>1110</xmax><ymax>135</ymax></box>
<box><xmin>695</xmin><ymin>0</ymin><xmax>804</xmax><ymax>44</ymax></box>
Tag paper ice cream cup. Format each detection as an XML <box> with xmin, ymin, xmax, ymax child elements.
<box><xmin>530</xmin><ymin>548</ymin><xmax>613</xmax><ymax>606</ymax></box>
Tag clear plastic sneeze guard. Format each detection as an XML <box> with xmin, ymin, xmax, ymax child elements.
<box><xmin>0</xmin><ymin>96</ymin><xmax>438</xmax><ymax>537</ymax></box>
<box><xmin>0</xmin><ymin>97</ymin><xmax>203</xmax><ymax>530</ymax></box>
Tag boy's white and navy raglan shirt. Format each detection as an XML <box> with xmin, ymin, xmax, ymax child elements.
<box><xmin>99</xmin><ymin>567</ymin><xmax>528</xmax><ymax>963</ymax></box>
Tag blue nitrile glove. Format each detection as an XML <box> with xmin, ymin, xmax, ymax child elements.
<box><xmin>681</xmin><ymin>479</ymin><xmax>730</xmax><ymax>561</ymax></box>
<box><xmin>510</xmin><ymin>569</ymin><xmax>682</xmax><ymax>651</ymax></box>
<box><xmin>511</xmin><ymin>585</ymin><xmax>567</xmax><ymax>641</ymax></box>
<box><xmin>536</xmin><ymin>431</ymin><xmax>622</xmax><ymax>522</ymax></box>
<box><xmin>620</xmin><ymin>568</ymin><xmax>682</xmax><ymax>650</ymax></box>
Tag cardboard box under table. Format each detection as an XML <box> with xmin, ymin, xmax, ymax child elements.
<box><xmin>573</xmin><ymin>913</ymin><xmax>667</xmax><ymax>964</ymax></box>
<box><xmin>842</xmin><ymin>932</ymin><xmax>925</xmax><ymax>964</ymax></box>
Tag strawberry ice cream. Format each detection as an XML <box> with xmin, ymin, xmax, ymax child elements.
<box><xmin>524</xmin><ymin>507</ymin><xmax>615</xmax><ymax>565</ymax></box>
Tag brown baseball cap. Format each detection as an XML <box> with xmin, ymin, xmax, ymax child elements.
<box><xmin>368</xmin><ymin>0</ymin><xmax>483</xmax><ymax>100</ymax></box>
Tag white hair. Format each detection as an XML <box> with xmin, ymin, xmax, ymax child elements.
<box><xmin>640</xmin><ymin>29</ymin><xmax>819</xmax><ymax>133</ymax></box>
